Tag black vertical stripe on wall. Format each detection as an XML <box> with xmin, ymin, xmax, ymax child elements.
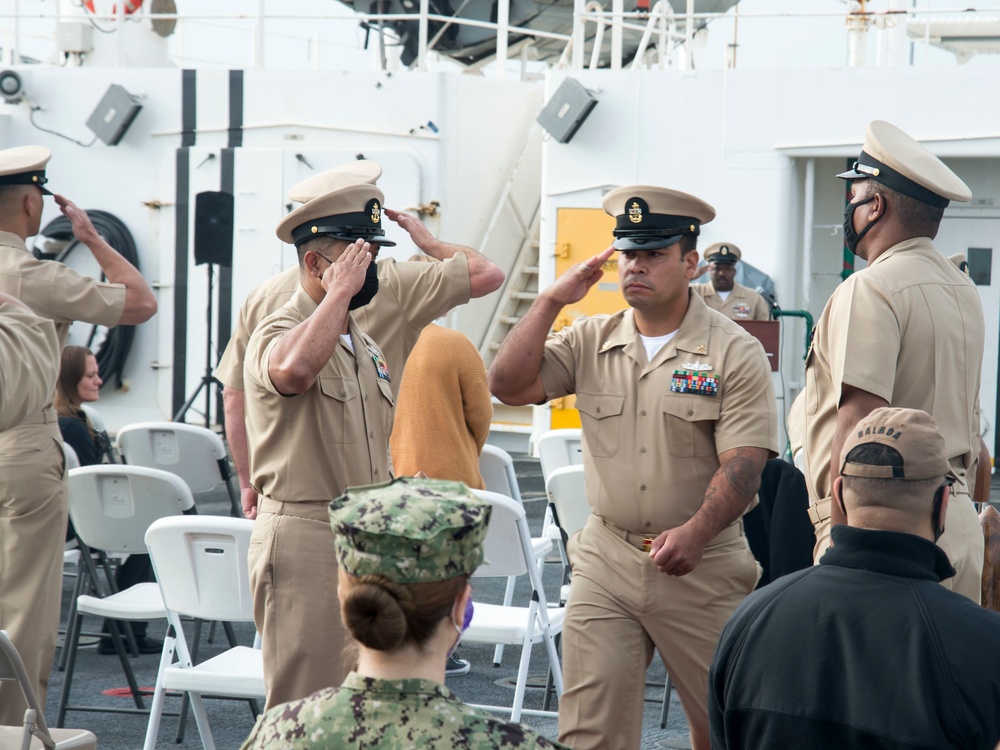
<box><xmin>172</xmin><ymin>69</ymin><xmax>197</xmax><ymax>416</ymax></box>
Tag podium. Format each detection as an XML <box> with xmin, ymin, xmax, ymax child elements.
<box><xmin>736</xmin><ymin>320</ymin><xmax>780</xmax><ymax>373</ymax></box>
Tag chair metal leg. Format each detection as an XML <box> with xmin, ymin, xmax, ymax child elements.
<box><xmin>659</xmin><ymin>674</ymin><xmax>672</xmax><ymax>729</ymax></box>
<box><xmin>493</xmin><ymin>576</ymin><xmax>517</xmax><ymax>666</ymax></box>
<box><xmin>174</xmin><ymin>619</ymin><xmax>204</xmax><ymax>743</ymax></box>
<box><xmin>56</xmin><ymin>613</ymin><xmax>84</xmax><ymax>727</ymax></box>
<box><xmin>142</xmin><ymin>626</ymin><xmax>177</xmax><ymax>750</ymax></box>
<box><xmin>58</xmin><ymin>557</ymin><xmax>89</xmax><ymax>672</ymax></box>
<box><xmin>188</xmin><ymin>693</ymin><xmax>217</xmax><ymax>750</ymax></box>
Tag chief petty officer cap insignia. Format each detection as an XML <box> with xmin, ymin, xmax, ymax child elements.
<box><xmin>286</xmin><ymin>159</ymin><xmax>382</xmax><ymax>204</ymax></box>
<box><xmin>837</xmin><ymin>120</ymin><xmax>971</xmax><ymax>208</ymax></box>
<box><xmin>275</xmin><ymin>182</ymin><xmax>397</xmax><ymax>247</ymax></box>
<box><xmin>703</xmin><ymin>241</ymin><xmax>741</xmax><ymax>265</ymax></box>
<box><xmin>602</xmin><ymin>185</ymin><xmax>715</xmax><ymax>252</ymax></box>
<box><xmin>0</xmin><ymin>145</ymin><xmax>53</xmax><ymax>195</ymax></box>
<box><xmin>840</xmin><ymin>407</ymin><xmax>953</xmax><ymax>481</ymax></box>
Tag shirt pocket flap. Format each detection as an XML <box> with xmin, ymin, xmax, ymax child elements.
<box><xmin>662</xmin><ymin>396</ymin><xmax>721</xmax><ymax>423</ymax></box>
<box><xmin>376</xmin><ymin>377</ymin><xmax>394</xmax><ymax>406</ymax></box>
<box><xmin>576</xmin><ymin>392</ymin><xmax>625</xmax><ymax>421</ymax></box>
<box><xmin>319</xmin><ymin>375</ymin><xmax>358</xmax><ymax>403</ymax></box>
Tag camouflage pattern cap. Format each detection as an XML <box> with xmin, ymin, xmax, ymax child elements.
<box><xmin>329</xmin><ymin>477</ymin><xmax>492</xmax><ymax>584</ymax></box>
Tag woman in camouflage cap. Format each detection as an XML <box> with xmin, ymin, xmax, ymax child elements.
<box><xmin>240</xmin><ymin>476</ymin><xmax>568</xmax><ymax>749</ymax></box>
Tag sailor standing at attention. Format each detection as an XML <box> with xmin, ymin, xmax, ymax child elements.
<box><xmin>690</xmin><ymin>242</ymin><xmax>771</xmax><ymax>321</ymax></box>
<box><xmin>0</xmin><ymin>145</ymin><xmax>157</xmax><ymax>722</ymax></box>
<box><xmin>803</xmin><ymin>120</ymin><xmax>985</xmax><ymax>602</ymax></box>
<box><xmin>243</xmin><ymin>181</ymin><xmax>397</xmax><ymax>710</ymax></box>
<box><xmin>489</xmin><ymin>185</ymin><xmax>777</xmax><ymax>750</ymax></box>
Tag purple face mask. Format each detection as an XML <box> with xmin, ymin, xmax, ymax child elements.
<box><xmin>449</xmin><ymin>596</ymin><xmax>474</xmax><ymax>658</ymax></box>
<box><xmin>462</xmin><ymin>597</ymin><xmax>474</xmax><ymax>630</ymax></box>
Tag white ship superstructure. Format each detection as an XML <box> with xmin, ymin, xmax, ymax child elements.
<box><xmin>0</xmin><ymin>0</ymin><xmax>997</xmax><ymax>459</ymax></box>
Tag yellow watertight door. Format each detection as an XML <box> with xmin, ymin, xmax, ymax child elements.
<box><xmin>551</xmin><ymin>207</ymin><xmax>622</xmax><ymax>429</ymax></box>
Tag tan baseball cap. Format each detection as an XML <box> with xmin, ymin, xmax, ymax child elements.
<box><xmin>0</xmin><ymin>145</ymin><xmax>53</xmax><ymax>195</ymax></box>
<box><xmin>837</xmin><ymin>120</ymin><xmax>971</xmax><ymax>208</ymax></box>
<box><xmin>286</xmin><ymin>160</ymin><xmax>382</xmax><ymax>204</ymax></box>
<box><xmin>275</xmin><ymin>183</ymin><xmax>396</xmax><ymax>247</ymax></box>
<box><xmin>602</xmin><ymin>185</ymin><xmax>715</xmax><ymax>252</ymax></box>
<box><xmin>703</xmin><ymin>241</ymin><xmax>741</xmax><ymax>264</ymax></box>
<box><xmin>840</xmin><ymin>407</ymin><xmax>950</xmax><ymax>481</ymax></box>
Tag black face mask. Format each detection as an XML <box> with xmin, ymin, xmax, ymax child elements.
<box><xmin>348</xmin><ymin>262</ymin><xmax>379</xmax><ymax>310</ymax></box>
<box><xmin>843</xmin><ymin>195</ymin><xmax>879</xmax><ymax>256</ymax></box>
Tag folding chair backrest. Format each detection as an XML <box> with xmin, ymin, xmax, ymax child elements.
<box><xmin>145</xmin><ymin>516</ymin><xmax>255</xmax><ymax>623</ymax></box>
<box><xmin>547</xmin><ymin>465</ymin><xmax>589</xmax><ymax>538</ymax></box>
<box><xmin>116</xmin><ymin>422</ymin><xmax>228</xmax><ymax>493</ymax></box>
<box><xmin>469</xmin><ymin>489</ymin><xmax>531</xmax><ymax>579</ymax></box>
<box><xmin>63</xmin><ymin>442</ymin><xmax>81</xmax><ymax>471</ymax></box>
<box><xmin>536</xmin><ymin>429</ymin><xmax>583</xmax><ymax>482</ymax></box>
<box><xmin>478</xmin><ymin>445</ymin><xmax>522</xmax><ymax>503</ymax></box>
<box><xmin>68</xmin><ymin>465</ymin><xmax>194</xmax><ymax>554</ymax></box>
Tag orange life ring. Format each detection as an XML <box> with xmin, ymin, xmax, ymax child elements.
<box><xmin>83</xmin><ymin>0</ymin><xmax>143</xmax><ymax>15</ymax></box>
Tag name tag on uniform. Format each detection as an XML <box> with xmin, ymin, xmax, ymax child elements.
<box><xmin>671</xmin><ymin>369</ymin><xmax>719</xmax><ymax>397</ymax></box>
<box><xmin>367</xmin><ymin>344</ymin><xmax>391</xmax><ymax>382</ymax></box>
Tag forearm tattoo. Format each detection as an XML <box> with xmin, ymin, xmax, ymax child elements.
<box><xmin>723</xmin><ymin>449</ymin><xmax>762</xmax><ymax>499</ymax></box>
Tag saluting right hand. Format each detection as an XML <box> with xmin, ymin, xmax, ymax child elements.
<box><xmin>321</xmin><ymin>239</ymin><xmax>372</xmax><ymax>297</ymax></box>
<box><xmin>544</xmin><ymin>246</ymin><xmax>615</xmax><ymax>307</ymax></box>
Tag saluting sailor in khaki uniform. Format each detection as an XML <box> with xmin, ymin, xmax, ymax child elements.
<box><xmin>215</xmin><ymin>160</ymin><xmax>503</xmax><ymax>519</ymax></box>
<box><xmin>244</xmin><ymin>182</ymin><xmax>402</xmax><ymax>709</ymax></box>
<box><xmin>489</xmin><ymin>186</ymin><xmax>777</xmax><ymax>750</ymax></box>
<box><xmin>690</xmin><ymin>242</ymin><xmax>771</xmax><ymax>321</ymax></box>
<box><xmin>0</xmin><ymin>145</ymin><xmax>157</xmax><ymax>721</ymax></box>
<box><xmin>803</xmin><ymin>120</ymin><xmax>985</xmax><ymax>603</ymax></box>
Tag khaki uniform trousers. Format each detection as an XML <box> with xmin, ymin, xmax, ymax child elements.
<box><xmin>249</xmin><ymin>498</ymin><xmax>349</xmax><ymax>710</ymax></box>
<box><xmin>811</xmin><ymin>492</ymin><xmax>984</xmax><ymax>603</ymax></box>
<box><xmin>0</xmin><ymin>419</ymin><xmax>67</xmax><ymax>724</ymax></box>
<box><xmin>558</xmin><ymin>516</ymin><xmax>760</xmax><ymax>750</ymax></box>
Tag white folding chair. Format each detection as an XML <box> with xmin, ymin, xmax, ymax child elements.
<box><xmin>535</xmin><ymin>428</ymin><xmax>583</xmax><ymax>480</ymax></box>
<box><xmin>116</xmin><ymin>422</ymin><xmax>241</xmax><ymax>517</ymax></box>
<box><xmin>460</xmin><ymin>489</ymin><xmax>565</xmax><ymax>722</ymax></box>
<box><xmin>57</xmin><ymin>465</ymin><xmax>195</xmax><ymax>727</ymax></box>
<box><xmin>0</xmin><ymin>631</ymin><xmax>96</xmax><ymax>750</ymax></box>
<box><xmin>142</xmin><ymin>516</ymin><xmax>263</xmax><ymax>750</ymax></box>
<box><xmin>478</xmin><ymin>445</ymin><xmax>554</xmax><ymax>666</ymax></box>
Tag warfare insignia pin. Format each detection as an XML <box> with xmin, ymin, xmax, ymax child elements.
<box><xmin>681</xmin><ymin>362</ymin><xmax>712</xmax><ymax>371</ymax></box>
<box><xmin>732</xmin><ymin>303</ymin><xmax>751</xmax><ymax>319</ymax></box>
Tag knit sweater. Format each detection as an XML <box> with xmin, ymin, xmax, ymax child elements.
<box><xmin>389</xmin><ymin>325</ymin><xmax>492</xmax><ymax>489</ymax></box>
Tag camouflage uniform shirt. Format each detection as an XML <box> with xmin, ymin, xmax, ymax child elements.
<box><xmin>240</xmin><ymin>672</ymin><xmax>568</xmax><ymax>749</ymax></box>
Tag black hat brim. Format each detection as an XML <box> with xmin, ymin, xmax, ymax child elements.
<box><xmin>612</xmin><ymin>234</ymin><xmax>685</xmax><ymax>252</ymax></box>
<box><xmin>836</xmin><ymin>165</ymin><xmax>867</xmax><ymax>181</ymax></box>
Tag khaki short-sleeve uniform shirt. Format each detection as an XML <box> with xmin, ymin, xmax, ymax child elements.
<box><xmin>691</xmin><ymin>282</ymin><xmax>771</xmax><ymax>321</ymax></box>
<box><xmin>803</xmin><ymin>237</ymin><xmax>984</xmax><ymax>508</ymax></box>
<box><xmin>243</xmin><ymin>286</ymin><xmax>394</xmax><ymax>501</ymax></box>
<box><xmin>0</xmin><ymin>231</ymin><xmax>126</xmax><ymax>348</ymax></box>
<box><xmin>216</xmin><ymin>255</ymin><xmax>471</xmax><ymax>398</ymax></box>
<box><xmin>539</xmin><ymin>292</ymin><xmax>777</xmax><ymax>534</ymax></box>
<box><xmin>0</xmin><ymin>301</ymin><xmax>59</xmax><ymax>432</ymax></box>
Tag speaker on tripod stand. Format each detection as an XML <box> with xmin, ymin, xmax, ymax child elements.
<box><xmin>173</xmin><ymin>190</ymin><xmax>234</xmax><ymax>426</ymax></box>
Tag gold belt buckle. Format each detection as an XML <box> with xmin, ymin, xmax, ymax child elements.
<box><xmin>642</xmin><ymin>537</ymin><xmax>654</xmax><ymax>553</ymax></box>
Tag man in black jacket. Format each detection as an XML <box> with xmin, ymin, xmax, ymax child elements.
<box><xmin>710</xmin><ymin>407</ymin><xmax>1000</xmax><ymax>750</ymax></box>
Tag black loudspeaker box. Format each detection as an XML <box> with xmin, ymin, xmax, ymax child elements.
<box><xmin>194</xmin><ymin>191</ymin><xmax>235</xmax><ymax>267</ymax></box>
